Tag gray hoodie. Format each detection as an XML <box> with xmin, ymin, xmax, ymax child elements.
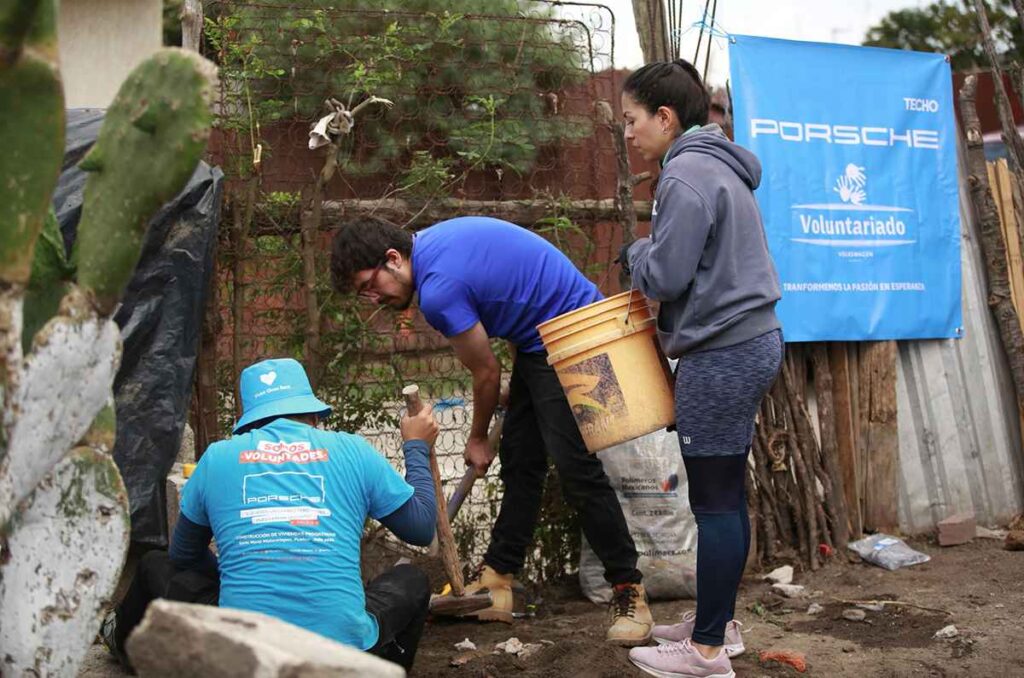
<box><xmin>627</xmin><ymin>124</ymin><xmax>781</xmax><ymax>357</ymax></box>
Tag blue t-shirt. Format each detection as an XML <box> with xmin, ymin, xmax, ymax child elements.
<box><xmin>412</xmin><ymin>217</ymin><xmax>603</xmax><ymax>353</ymax></box>
<box><xmin>180</xmin><ymin>418</ymin><xmax>413</xmax><ymax>650</ymax></box>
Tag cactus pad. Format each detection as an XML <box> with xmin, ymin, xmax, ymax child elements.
<box><xmin>75</xmin><ymin>48</ymin><xmax>217</xmax><ymax>315</ymax></box>
<box><xmin>0</xmin><ymin>446</ymin><xmax>129</xmax><ymax>676</ymax></box>
<box><xmin>0</xmin><ymin>0</ymin><xmax>63</xmax><ymax>286</ymax></box>
<box><xmin>22</xmin><ymin>209</ymin><xmax>73</xmax><ymax>352</ymax></box>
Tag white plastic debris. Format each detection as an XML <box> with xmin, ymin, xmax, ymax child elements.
<box><xmin>763</xmin><ymin>565</ymin><xmax>794</xmax><ymax>585</ymax></box>
<box><xmin>454</xmin><ymin>638</ymin><xmax>477</xmax><ymax>651</ymax></box>
<box><xmin>806</xmin><ymin>603</ymin><xmax>824</xmax><ymax>615</ymax></box>
<box><xmin>308</xmin><ymin>112</ymin><xmax>337</xmax><ymax>149</ymax></box>
<box><xmin>847</xmin><ymin>534</ymin><xmax>930</xmax><ymax>570</ymax></box>
<box><xmin>495</xmin><ymin>637</ymin><xmax>524</xmax><ymax>654</ymax></box>
<box><xmin>934</xmin><ymin>625</ymin><xmax>959</xmax><ymax>639</ymax></box>
<box><xmin>771</xmin><ymin>583</ymin><xmax>807</xmax><ymax>598</ymax></box>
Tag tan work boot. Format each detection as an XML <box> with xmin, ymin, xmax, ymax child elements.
<box><xmin>606</xmin><ymin>582</ymin><xmax>653</xmax><ymax>647</ymax></box>
<box><xmin>458</xmin><ymin>564</ymin><xmax>514</xmax><ymax>623</ymax></box>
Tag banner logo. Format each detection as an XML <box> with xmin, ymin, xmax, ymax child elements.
<box><xmin>835</xmin><ymin>164</ymin><xmax>867</xmax><ymax>205</ymax></box>
<box><xmin>790</xmin><ymin>164</ymin><xmax>915</xmax><ymax>249</ymax></box>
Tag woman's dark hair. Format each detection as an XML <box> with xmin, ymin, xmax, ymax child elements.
<box><xmin>330</xmin><ymin>220</ymin><xmax>413</xmax><ymax>293</ymax></box>
<box><xmin>622</xmin><ymin>58</ymin><xmax>709</xmax><ymax>130</ymax></box>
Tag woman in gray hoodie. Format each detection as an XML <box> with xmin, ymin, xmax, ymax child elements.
<box><xmin>620</xmin><ymin>59</ymin><xmax>784</xmax><ymax>678</ymax></box>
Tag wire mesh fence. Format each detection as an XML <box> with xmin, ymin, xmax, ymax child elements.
<box><xmin>199</xmin><ymin>0</ymin><xmax>623</xmax><ymax>583</ymax></box>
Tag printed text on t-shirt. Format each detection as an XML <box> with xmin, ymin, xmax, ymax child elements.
<box><xmin>239</xmin><ymin>440</ymin><xmax>329</xmax><ymax>465</ymax></box>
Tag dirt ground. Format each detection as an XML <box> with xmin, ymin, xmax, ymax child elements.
<box><xmin>412</xmin><ymin>536</ymin><xmax>1024</xmax><ymax>678</ymax></box>
<box><xmin>79</xmin><ymin>535</ymin><xmax>1023</xmax><ymax>677</ymax></box>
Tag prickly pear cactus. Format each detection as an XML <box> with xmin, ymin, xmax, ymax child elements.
<box><xmin>0</xmin><ymin>2</ymin><xmax>217</xmax><ymax>672</ymax></box>
<box><xmin>0</xmin><ymin>0</ymin><xmax>63</xmax><ymax>288</ymax></box>
<box><xmin>1</xmin><ymin>447</ymin><xmax>130</xmax><ymax>675</ymax></box>
<box><xmin>75</xmin><ymin>48</ymin><xmax>217</xmax><ymax>314</ymax></box>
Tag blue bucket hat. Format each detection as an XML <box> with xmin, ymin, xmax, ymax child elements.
<box><xmin>233</xmin><ymin>358</ymin><xmax>332</xmax><ymax>434</ymax></box>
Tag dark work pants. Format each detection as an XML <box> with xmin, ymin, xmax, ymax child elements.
<box><xmin>365</xmin><ymin>564</ymin><xmax>431</xmax><ymax>671</ymax></box>
<box><xmin>115</xmin><ymin>552</ymin><xmax>430</xmax><ymax>672</ymax></box>
<box><xmin>484</xmin><ymin>351</ymin><xmax>641</xmax><ymax>585</ymax></box>
<box><xmin>113</xmin><ymin>550</ymin><xmax>220</xmax><ymax>658</ymax></box>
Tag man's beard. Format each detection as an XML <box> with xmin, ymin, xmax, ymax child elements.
<box><xmin>389</xmin><ymin>291</ymin><xmax>414</xmax><ymax>312</ymax></box>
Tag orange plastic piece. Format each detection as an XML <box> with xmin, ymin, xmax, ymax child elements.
<box><xmin>759</xmin><ymin>649</ymin><xmax>807</xmax><ymax>673</ymax></box>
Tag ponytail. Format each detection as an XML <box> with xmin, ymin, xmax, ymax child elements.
<box><xmin>623</xmin><ymin>58</ymin><xmax>709</xmax><ymax>130</ymax></box>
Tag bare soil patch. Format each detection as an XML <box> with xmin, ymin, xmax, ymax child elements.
<box><xmin>79</xmin><ymin>537</ymin><xmax>1024</xmax><ymax>677</ymax></box>
<box><xmin>412</xmin><ymin>537</ymin><xmax>1024</xmax><ymax>677</ymax></box>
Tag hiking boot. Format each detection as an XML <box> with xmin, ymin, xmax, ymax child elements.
<box><xmin>454</xmin><ymin>564</ymin><xmax>514</xmax><ymax>623</ymax></box>
<box><xmin>606</xmin><ymin>582</ymin><xmax>653</xmax><ymax>646</ymax></box>
<box><xmin>652</xmin><ymin>611</ymin><xmax>745</xmax><ymax>657</ymax></box>
<box><xmin>629</xmin><ymin>638</ymin><xmax>736</xmax><ymax>678</ymax></box>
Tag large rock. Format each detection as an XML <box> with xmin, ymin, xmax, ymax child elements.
<box><xmin>126</xmin><ymin>600</ymin><xmax>405</xmax><ymax>677</ymax></box>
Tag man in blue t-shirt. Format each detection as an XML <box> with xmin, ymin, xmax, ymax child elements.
<box><xmin>330</xmin><ymin>217</ymin><xmax>652</xmax><ymax>646</ymax></box>
<box><xmin>103</xmin><ymin>358</ymin><xmax>439</xmax><ymax>672</ymax></box>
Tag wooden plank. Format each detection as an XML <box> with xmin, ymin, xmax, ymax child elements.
<box><xmin>862</xmin><ymin>341</ymin><xmax>900</xmax><ymax>532</ymax></box>
<box><xmin>994</xmin><ymin>160</ymin><xmax>1024</xmax><ymax>333</ymax></box>
<box><xmin>855</xmin><ymin>343</ymin><xmax>869</xmax><ymax>530</ymax></box>
<box><xmin>813</xmin><ymin>343</ymin><xmax>850</xmax><ymax>550</ymax></box>
<box><xmin>829</xmin><ymin>342</ymin><xmax>861</xmax><ymax>538</ymax></box>
<box><xmin>990</xmin><ymin>161</ymin><xmax>1024</xmax><ymax>451</ymax></box>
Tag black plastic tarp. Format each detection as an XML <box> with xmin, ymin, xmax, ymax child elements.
<box><xmin>52</xmin><ymin>109</ymin><xmax>223</xmax><ymax>547</ymax></box>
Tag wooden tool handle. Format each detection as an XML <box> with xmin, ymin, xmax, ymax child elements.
<box><xmin>401</xmin><ymin>383</ymin><xmax>464</xmax><ymax>596</ymax></box>
<box><xmin>402</xmin><ymin>384</ymin><xmax>422</xmax><ymax>415</ymax></box>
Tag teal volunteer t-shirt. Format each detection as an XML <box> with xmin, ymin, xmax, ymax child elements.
<box><xmin>180</xmin><ymin>418</ymin><xmax>413</xmax><ymax>649</ymax></box>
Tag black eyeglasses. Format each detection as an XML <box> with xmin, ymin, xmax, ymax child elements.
<box><xmin>355</xmin><ymin>259</ymin><xmax>387</xmax><ymax>298</ymax></box>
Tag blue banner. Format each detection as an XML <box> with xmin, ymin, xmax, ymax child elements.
<box><xmin>730</xmin><ymin>36</ymin><xmax>962</xmax><ymax>341</ymax></box>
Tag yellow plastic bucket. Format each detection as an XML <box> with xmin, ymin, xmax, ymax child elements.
<box><xmin>537</xmin><ymin>289</ymin><xmax>675</xmax><ymax>453</ymax></box>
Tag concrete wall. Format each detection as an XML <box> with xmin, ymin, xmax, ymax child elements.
<box><xmin>58</xmin><ymin>0</ymin><xmax>163</xmax><ymax>108</ymax></box>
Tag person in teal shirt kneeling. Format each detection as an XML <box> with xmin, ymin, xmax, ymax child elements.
<box><xmin>104</xmin><ymin>358</ymin><xmax>439</xmax><ymax>672</ymax></box>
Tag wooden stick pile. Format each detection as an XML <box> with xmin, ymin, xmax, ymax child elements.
<box><xmin>747</xmin><ymin>345</ymin><xmax>852</xmax><ymax>571</ymax></box>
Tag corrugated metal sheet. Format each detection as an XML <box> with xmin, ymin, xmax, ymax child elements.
<box><xmin>896</xmin><ymin>149</ymin><xmax>1024</xmax><ymax>532</ymax></box>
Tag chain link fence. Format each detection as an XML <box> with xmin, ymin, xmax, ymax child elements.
<box><xmin>199</xmin><ymin>0</ymin><xmax>623</xmax><ymax>584</ymax></box>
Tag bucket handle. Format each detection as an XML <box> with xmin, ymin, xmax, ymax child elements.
<box><xmin>619</xmin><ymin>288</ymin><xmax>637</xmax><ymax>331</ymax></box>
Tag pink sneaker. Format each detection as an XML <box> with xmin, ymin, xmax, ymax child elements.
<box><xmin>652</xmin><ymin>611</ymin><xmax>744</xmax><ymax>657</ymax></box>
<box><xmin>629</xmin><ymin>638</ymin><xmax>736</xmax><ymax>678</ymax></box>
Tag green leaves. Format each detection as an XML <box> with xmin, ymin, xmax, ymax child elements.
<box><xmin>864</xmin><ymin>0</ymin><xmax>1022</xmax><ymax>70</ymax></box>
<box><xmin>210</xmin><ymin>0</ymin><xmax>591</xmax><ymax>183</ymax></box>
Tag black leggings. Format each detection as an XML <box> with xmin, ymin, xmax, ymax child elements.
<box><xmin>674</xmin><ymin>329</ymin><xmax>783</xmax><ymax>646</ymax></box>
<box><xmin>684</xmin><ymin>453</ymin><xmax>750</xmax><ymax>646</ymax></box>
